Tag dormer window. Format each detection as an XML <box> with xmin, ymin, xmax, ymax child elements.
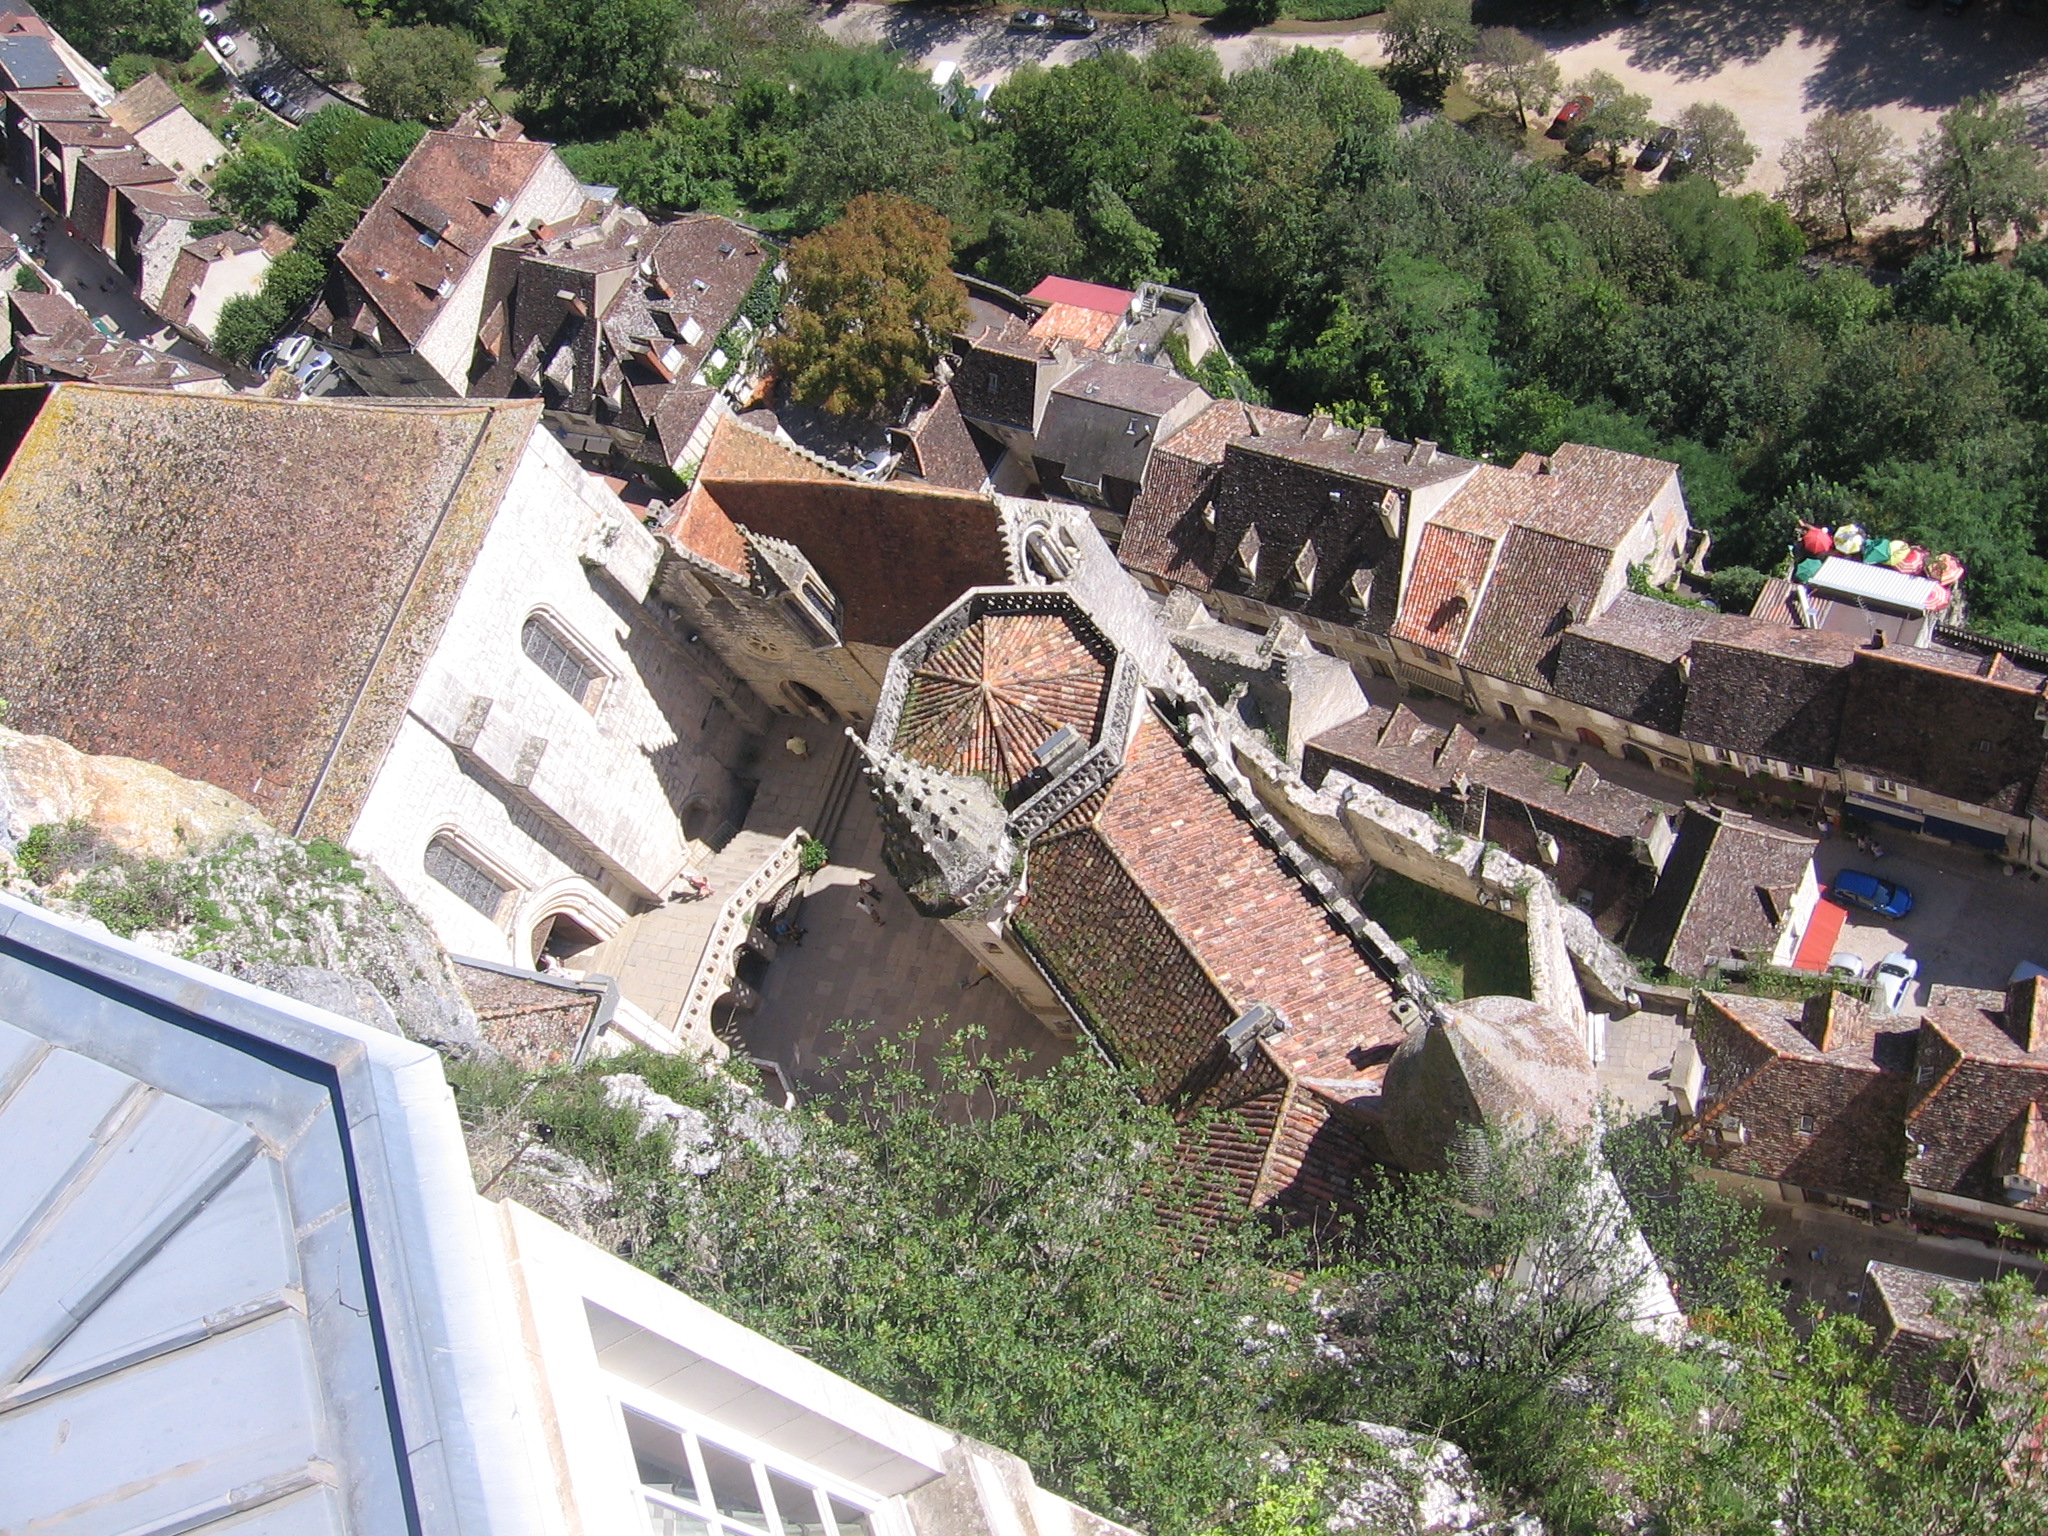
<box><xmin>1347</xmin><ymin>567</ymin><xmax>1374</xmax><ymax>615</ymax></box>
<box><xmin>418</xmin><ymin>229</ymin><xmax>440</xmax><ymax>248</ymax></box>
<box><xmin>1236</xmin><ymin>525</ymin><xmax>1260</xmax><ymax>581</ymax></box>
<box><xmin>1292</xmin><ymin>541</ymin><xmax>1317</xmax><ymax>596</ymax></box>
<box><xmin>1378</xmin><ymin>488</ymin><xmax>1401</xmax><ymax>536</ymax></box>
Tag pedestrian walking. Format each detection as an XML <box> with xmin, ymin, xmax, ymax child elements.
<box><xmin>854</xmin><ymin>891</ymin><xmax>884</xmax><ymax>926</ymax></box>
<box><xmin>857</xmin><ymin>876</ymin><xmax>880</xmax><ymax>900</ymax></box>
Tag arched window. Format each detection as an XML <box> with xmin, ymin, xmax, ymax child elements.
<box><xmin>425</xmin><ymin>836</ymin><xmax>511</xmax><ymax>920</ymax></box>
<box><xmin>1024</xmin><ymin>526</ymin><xmax>1072</xmax><ymax>581</ymax></box>
<box><xmin>1529</xmin><ymin>710</ymin><xmax>1561</xmax><ymax>732</ymax></box>
<box><xmin>522</xmin><ymin>615</ymin><xmax>603</xmax><ymax>707</ymax></box>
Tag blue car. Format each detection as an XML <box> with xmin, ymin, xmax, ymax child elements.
<box><xmin>1831</xmin><ymin>869</ymin><xmax>1914</xmax><ymax>919</ymax></box>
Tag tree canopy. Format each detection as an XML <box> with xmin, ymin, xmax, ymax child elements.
<box><xmin>764</xmin><ymin>194</ymin><xmax>969</xmax><ymax>420</ymax></box>
<box><xmin>358</xmin><ymin>23</ymin><xmax>479</xmax><ymax>124</ymax></box>
<box><xmin>35</xmin><ymin>0</ymin><xmax>197</xmax><ymax>63</ymax></box>
<box><xmin>1780</xmin><ymin>109</ymin><xmax>1909</xmax><ymax>244</ymax></box>
<box><xmin>455</xmin><ymin>1032</ymin><xmax>2048</xmax><ymax>1536</ymax></box>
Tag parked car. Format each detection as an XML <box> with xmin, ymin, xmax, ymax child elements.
<box><xmin>1547</xmin><ymin>94</ymin><xmax>1593</xmax><ymax>138</ymax></box>
<box><xmin>267</xmin><ymin>333</ymin><xmax>314</xmax><ymax>375</ymax></box>
<box><xmin>215</xmin><ymin>33</ymin><xmax>236</xmax><ymax>55</ymax></box>
<box><xmin>294</xmin><ymin>348</ymin><xmax>335</xmax><ymax>388</ymax></box>
<box><xmin>258</xmin><ymin>83</ymin><xmax>284</xmax><ymax>109</ymax></box>
<box><xmin>1827</xmin><ymin>953</ymin><xmax>1866</xmax><ymax>980</ymax></box>
<box><xmin>1051</xmin><ymin>9</ymin><xmax>1098</xmax><ymax>34</ymax></box>
<box><xmin>1635</xmin><ymin>126</ymin><xmax>1678</xmax><ymax>172</ymax></box>
<box><xmin>197</xmin><ymin>6</ymin><xmax>217</xmax><ymax>23</ymax></box>
<box><xmin>1830</xmin><ymin>868</ymin><xmax>1914</xmax><ymax>919</ymax></box>
<box><xmin>1008</xmin><ymin>8</ymin><xmax>1053</xmax><ymax>30</ymax></box>
<box><xmin>1872</xmin><ymin>952</ymin><xmax>1919</xmax><ymax>1012</ymax></box>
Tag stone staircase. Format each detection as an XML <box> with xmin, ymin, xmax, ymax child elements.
<box><xmin>591</xmin><ymin>828</ymin><xmax>805</xmax><ymax>1039</ymax></box>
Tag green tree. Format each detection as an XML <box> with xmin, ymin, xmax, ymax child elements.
<box><xmin>213</xmin><ymin>140</ymin><xmax>306</xmax><ymax>230</ymax></box>
<box><xmin>1081</xmin><ymin>179</ymin><xmax>1167</xmax><ymax>287</ymax></box>
<box><xmin>765</xmin><ymin>194</ymin><xmax>969</xmax><ymax>420</ymax></box>
<box><xmin>1382</xmin><ymin>0</ymin><xmax>1476</xmax><ymax>103</ymax></box>
<box><xmin>501</xmin><ymin>0</ymin><xmax>686</xmax><ymax>134</ymax></box>
<box><xmin>987</xmin><ymin>54</ymin><xmax>1188</xmax><ymax>212</ymax></box>
<box><xmin>1779</xmin><ymin>109</ymin><xmax>1908</xmax><ymax>244</ymax></box>
<box><xmin>211</xmin><ymin>293</ymin><xmax>283</xmax><ymax>366</ymax></box>
<box><xmin>977</xmin><ymin>206</ymin><xmax>1088</xmax><ymax>294</ymax></box>
<box><xmin>1143</xmin><ymin>36</ymin><xmax>1225</xmax><ymax>115</ymax></box>
<box><xmin>1469</xmin><ymin>26</ymin><xmax>1558</xmax><ymax>130</ymax></box>
<box><xmin>35</xmin><ymin>0</ymin><xmax>198</xmax><ymax>63</ymax></box>
<box><xmin>240</xmin><ymin>0</ymin><xmax>366</xmax><ymax>79</ymax></box>
<box><xmin>1799</xmin><ymin>320</ymin><xmax>2005</xmax><ymax>478</ymax></box>
<box><xmin>1673</xmin><ymin>100</ymin><xmax>1757</xmax><ymax>189</ymax></box>
<box><xmin>358</xmin><ymin>24</ymin><xmax>479</xmax><ymax>125</ymax></box>
<box><xmin>1914</xmin><ymin>91</ymin><xmax>2048</xmax><ymax>258</ymax></box>
<box><xmin>1568</xmin><ymin>68</ymin><xmax>1652</xmax><ymax>171</ymax></box>
<box><xmin>788</xmin><ymin>94</ymin><xmax>968</xmax><ymax>233</ymax></box>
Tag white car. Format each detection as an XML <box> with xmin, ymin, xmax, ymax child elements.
<box><xmin>1826</xmin><ymin>953</ymin><xmax>1865</xmax><ymax>980</ymax></box>
<box><xmin>294</xmin><ymin>348</ymin><xmax>335</xmax><ymax>387</ymax></box>
<box><xmin>216</xmin><ymin>34</ymin><xmax>236</xmax><ymax>56</ymax></box>
<box><xmin>197</xmin><ymin>5</ymin><xmax>216</xmax><ymax>22</ymax></box>
<box><xmin>1872</xmin><ymin>952</ymin><xmax>1919</xmax><ymax>1013</ymax></box>
<box><xmin>271</xmin><ymin>333</ymin><xmax>314</xmax><ymax>373</ymax></box>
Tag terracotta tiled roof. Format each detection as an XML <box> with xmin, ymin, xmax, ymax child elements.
<box><xmin>0</xmin><ymin>386</ymin><xmax>537</xmax><ymax>836</ymax></box>
<box><xmin>1835</xmin><ymin>644</ymin><xmax>2048</xmax><ymax>816</ymax></box>
<box><xmin>75</xmin><ymin>147</ymin><xmax>171</xmax><ymax>187</ymax></box>
<box><xmin>1516</xmin><ymin>442</ymin><xmax>1677</xmax><ymax>544</ymax></box>
<box><xmin>895</xmin><ymin>385</ymin><xmax>990</xmax><ymax>492</ymax></box>
<box><xmin>1552</xmin><ymin>592</ymin><xmax>1716</xmax><ymax>733</ymax></box>
<box><xmin>1687</xmin><ymin>989</ymin><xmax>1913</xmax><ymax>1206</ymax></box>
<box><xmin>1391</xmin><ymin>522</ymin><xmax>1496</xmax><ymax>652</ymax></box>
<box><xmin>693</xmin><ymin>475</ymin><xmax>1009</xmax><ymax>649</ymax></box>
<box><xmin>1628</xmin><ymin>806</ymin><xmax>1816</xmax><ymax>975</ymax></box>
<box><xmin>1116</xmin><ymin>443</ymin><xmax>1219</xmax><ymax>589</ymax></box>
<box><xmin>454</xmin><ymin>961</ymin><xmax>602</xmax><ymax>1071</ymax></box>
<box><xmin>1680</xmin><ymin>617</ymin><xmax>1859</xmax><ymax>765</ymax></box>
<box><xmin>894</xmin><ymin>608</ymin><xmax>1111</xmax><ymax>792</ymax></box>
<box><xmin>338</xmin><ymin>131</ymin><xmax>554</xmax><ymax>345</ymax></box>
<box><xmin>658</xmin><ymin>415</ymin><xmax>826</xmax><ymax>578</ymax></box>
<box><xmin>1907</xmin><ymin>984</ymin><xmax>2048</xmax><ymax>1214</ymax></box>
<box><xmin>1230</xmin><ymin>420</ymin><xmax>1477</xmax><ymax>491</ymax></box>
<box><xmin>1028</xmin><ymin>300</ymin><xmax>1120</xmax><ymax>350</ymax></box>
<box><xmin>6</xmin><ymin>87</ymin><xmax>96</xmax><ymax>121</ymax></box>
<box><xmin>106</xmin><ymin>73</ymin><xmax>182</xmax><ymax>134</ymax></box>
<box><xmin>1458</xmin><ymin>525</ymin><xmax>1615</xmax><ymax>688</ymax></box>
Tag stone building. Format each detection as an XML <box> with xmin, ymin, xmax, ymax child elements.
<box><xmin>0</xmin><ymin>892</ymin><xmax>1141</xmax><ymax>1536</ymax></box>
<box><xmin>327</xmin><ymin>124</ymin><xmax>587</xmax><ymax>396</ymax></box>
<box><xmin>656</xmin><ymin>415</ymin><xmax>1017</xmax><ymax>727</ymax></box>
<box><xmin>471</xmin><ymin>208</ymin><xmax>774</xmax><ymax>473</ymax></box>
<box><xmin>1626</xmin><ymin>804</ymin><xmax>1820</xmax><ymax>977</ymax></box>
<box><xmin>1686</xmin><ymin>974</ymin><xmax>2048</xmax><ymax>1239</ymax></box>
<box><xmin>0</xmin><ymin>384</ymin><xmax>763</xmax><ymax>1010</ymax></box>
<box><xmin>104</xmin><ymin>70</ymin><xmax>224</xmax><ymax>180</ymax></box>
<box><xmin>853</xmin><ymin>567</ymin><xmax>1424</xmax><ymax>1224</ymax></box>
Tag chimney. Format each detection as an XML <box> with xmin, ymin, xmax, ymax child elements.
<box><xmin>2002</xmin><ymin>974</ymin><xmax>2047</xmax><ymax>1053</ymax></box>
<box><xmin>1796</xmin><ymin>990</ymin><xmax>1844</xmax><ymax>1052</ymax></box>
<box><xmin>1409</xmin><ymin>439</ymin><xmax>1437</xmax><ymax>467</ymax></box>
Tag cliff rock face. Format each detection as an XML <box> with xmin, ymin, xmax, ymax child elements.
<box><xmin>0</xmin><ymin>727</ymin><xmax>269</xmax><ymax>860</ymax></box>
<box><xmin>0</xmin><ymin>728</ymin><xmax>483</xmax><ymax>1052</ymax></box>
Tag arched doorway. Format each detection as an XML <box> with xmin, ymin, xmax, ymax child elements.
<box><xmin>782</xmin><ymin>680</ymin><xmax>838</xmax><ymax>722</ymax></box>
<box><xmin>1622</xmin><ymin>743</ymin><xmax>1652</xmax><ymax>768</ymax></box>
<box><xmin>1576</xmin><ymin>727</ymin><xmax>1606</xmax><ymax>751</ymax></box>
<box><xmin>534</xmin><ymin>911</ymin><xmax>603</xmax><ymax>968</ymax></box>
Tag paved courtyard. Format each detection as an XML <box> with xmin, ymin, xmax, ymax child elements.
<box><xmin>1815</xmin><ymin>834</ymin><xmax>2048</xmax><ymax>1003</ymax></box>
<box><xmin>729</xmin><ymin>777</ymin><xmax>1074</xmax><ymax>1102</ymax></box>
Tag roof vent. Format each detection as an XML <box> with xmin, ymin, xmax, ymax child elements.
<box><xmin>1409</xmin><ymin>439</ymin><xmax>1437</xmax><ymax>467</ymax></box>
<box><xmin>718</xmin><ymin>241</ymin><xmax>736</xmax><ymax>257</ymax></box>
<box><xmin>1222</xmin><ymin>1003</ymin><xmax>1285</xmax><ymax>1066</ymax></box>
<box><xmin>436</xmin><ymin>277</ymin><xmax>453</xmax><ymax>297</ymax></box>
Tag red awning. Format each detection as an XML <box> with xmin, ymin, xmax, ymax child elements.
<box><xmin>1792</xmin><ymin>896</ymin><xmax>1849</xmax><ymax>972</ymax></box>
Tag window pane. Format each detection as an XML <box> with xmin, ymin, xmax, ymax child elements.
<box><xmin>626</xmin><ymin>1409</ymin><xmax>695</xmax><ymax>1501</ymax></box>
<box><xmin>829</xmin><ymin>1497</ymin><xmax>874</xmax><ymax>1536</ymax></box>
<box><xmin>767</xmin><ymin>1472</ymin><xmax>830</xmax><ymax>1536</ymax></box>
<box><xmin>646</xmin><ymin>1501</ymin><xmax>715</xmax><ymax>1536</ymax></box>
<box><xmin>523</xmin><ymin>616</ymin><xmax>593</xmax><ymax>702</ymax></box>
<box><xmin>699</xmin><ymin>1439</ymin><xmax>769</xmax><ymax>1529</ymax></box>
<box><xmin>424</xmin><ymin>838</ymin><xmax>508</xmax><ymax>918</ymax></box>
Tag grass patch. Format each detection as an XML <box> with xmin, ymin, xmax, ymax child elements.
<box><xmin>1357</xmin><ymin>868</ymin><xmax>1531</xmax><ymax>1000</ymax></box>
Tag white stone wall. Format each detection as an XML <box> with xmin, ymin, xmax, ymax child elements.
<box><xmin>181</xmin><ymin>243</ymin><xmax>270</xmax><ymax>340</ymax></box>
<box><xmin>417</xmin><ymin>149</ymin><xmax>587</xmax><ymax>394</ymax></box>
<box><xmin>349</xmin><ymin>428</ymin><xmax>756</xmax><ymax>965</ymax></box>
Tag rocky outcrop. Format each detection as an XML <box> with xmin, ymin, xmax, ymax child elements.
<box><xmin>0</xmin><ymin>728</ymin><xmax>483</xmax><ymax>1052</ymax></box>
<box><xmin>0</xmin><ymin>727</ymin><xmax>269</xmax><ymax>860</ymax></box>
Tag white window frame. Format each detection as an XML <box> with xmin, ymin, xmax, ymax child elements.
<box><xmin>614</xmin><ymin>1388</ymin><xmax>892</xmax><ymax>1536</ymax></box>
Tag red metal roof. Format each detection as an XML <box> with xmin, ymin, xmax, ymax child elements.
<box><xmin>1024</xmin><ymin>275</ymin><xmax>1135</xmax><ymax>316</ymax></box>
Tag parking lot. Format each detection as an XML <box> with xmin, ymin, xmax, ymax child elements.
<box><xmin>1814</xmin><ymin>835</ymin><xmax>2048</xmax><ymax>1006</ymax></box>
